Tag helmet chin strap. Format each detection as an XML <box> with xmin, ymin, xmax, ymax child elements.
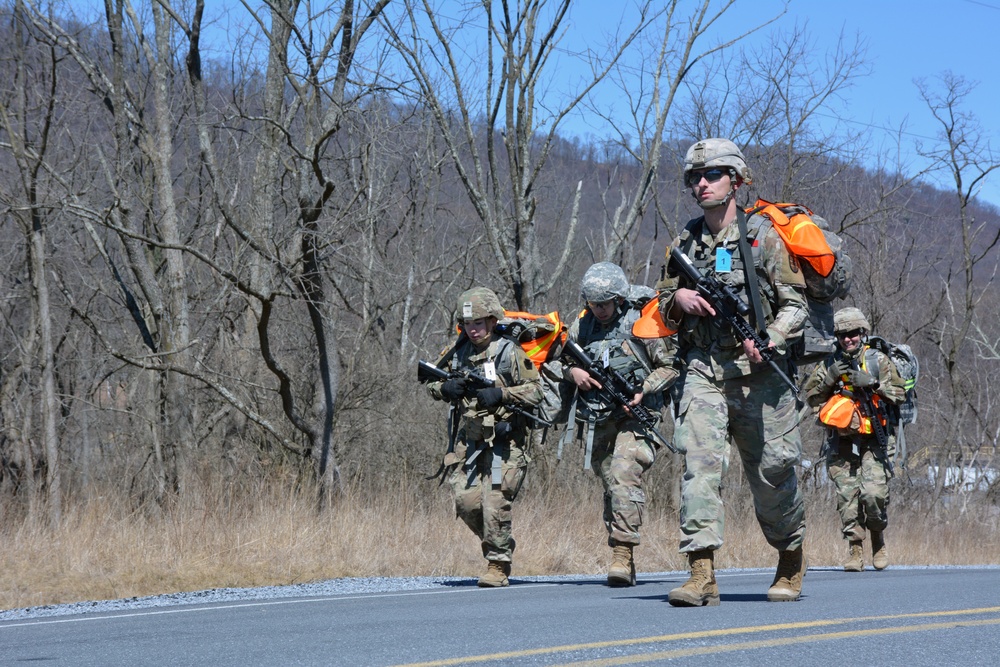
<box><xmin>695</xmin><ymin>188</ymin><xmax>733</xmax><ymax>209</ymax></box>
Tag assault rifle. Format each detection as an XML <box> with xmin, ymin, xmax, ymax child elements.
<box><xmin>853</xmin><ymin>382</ymin><xmax>895</xmax><ymax>478</ymax></box>
<box><xmin>561</xmin><ymin>339</ymin><xmax>677</xmax><ymax>454</ymax></box>
<box><xmin>669</xmin><ymin>247</ymin><xmax>798</xmax><ymax>395</ymax></box>
<box><xmin>416</xmin><ymin>360</ymin><xmax>550</xmax><ymax>427</ymax></box>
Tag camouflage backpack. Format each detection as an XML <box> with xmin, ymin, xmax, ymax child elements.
<box><xmin>865</xmin><ymin>335</ymin><xmax>919</xmax><ymax>427</ymax></box>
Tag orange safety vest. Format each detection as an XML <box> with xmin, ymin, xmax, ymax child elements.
<box><xmin>818</xmin><ymin>353</ymin><xmax>887</xmax><ymax>434</ymax></box>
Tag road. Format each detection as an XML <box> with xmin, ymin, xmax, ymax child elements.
<box><xmin>1</xmin><ymin>566</ymin><xmax>998</xmax><ymax>666</ymax></box>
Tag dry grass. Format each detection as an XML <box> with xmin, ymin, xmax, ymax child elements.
<box><xmin>1</xmin><ymin>469</ymin><xmax>998</xmax><ymax>612</ymax></box>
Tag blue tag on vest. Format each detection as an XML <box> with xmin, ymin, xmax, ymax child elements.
<box><xmin>715</xmin><ymin>247</ymin><xmax>732</xmax><ymax>273</ymax></box>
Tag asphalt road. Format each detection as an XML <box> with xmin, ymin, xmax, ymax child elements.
<box><xmin>2</xmin><ymin>566</ymin><xmax>998</xmax><ymax>666</ymax></box>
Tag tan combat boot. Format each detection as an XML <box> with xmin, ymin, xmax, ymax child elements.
<box><xmin>844</xmin><ymin>540</ymin><xmax>864</xmax><ymax>572</ymax></box>
<box><xmin>607</xmin><ymin>544</ymin><xmax>637</xmax><ymax>587</ymax></box>
<box><xmin>767</xmin><ymin>547</ymin><xmax>806</xmax><ymax>602</ymax></box>
<box><xmin>668</xmin><ymin>550</ymin><xmax>719</xmax><ymax>607</ymax></box>
<box><xmin>871</xmin><ymin>531</ymin><xmax>889</xmax><ymax>571</ymax></box>
<box><xmin>477</xmin><ymin>560</ymin><xmax>511</xmax><ymax>588</ymax></box>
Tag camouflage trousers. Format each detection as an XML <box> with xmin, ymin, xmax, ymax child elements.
<box><xmin>447</xmin><ymin>436</ymin><xmax>528</xmax><ymax>562</ymax></box>
<box><xmin>827</xmin><ymin>437</ymin><xmax>891</xmax><ymax>541</ymax></box>
<box><xmin>675</xmin><ymin>366</ymin><xmax>805</xmax><ymax>553</ymax></box>
<box><xmin>588</xmin><ymin>418</ymin><xmax>657</xmax><ymax>546</ymax></box>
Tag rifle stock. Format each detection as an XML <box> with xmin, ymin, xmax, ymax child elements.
<box><xmin>668</xmin><ymin>247</ymin><xmax>799</xmax><ymax>395</ymax></box>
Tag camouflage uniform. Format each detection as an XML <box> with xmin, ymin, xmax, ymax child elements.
<box><xmin>658</xmin><ymin>208</ymin><xmax>809</xmax><ymax>554</ymax></box>
<box><xmin>553</xmin><ymin>264</ymin><xmax>678</xmax><ymax>547</ymax></box>
<box><xmin>427</xmin><ymin>289</ymin><xmax>542</xmax><ymax>566</ymax></box>
<box><xmin>663</xmin><ymin>138</ymin><xmax>808</xmax><ymax>606</ymax></box>
<box><xmin>803</xmin><ymin>323</ymin><xmax>906</xmax><ymax>543</ymax></box>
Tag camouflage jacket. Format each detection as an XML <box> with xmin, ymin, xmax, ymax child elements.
<box><xmin>549</xmin><ymin>305</ymin><xmax>678</xmax><ymax>422</ymax></box>
<box><xmin>657</xmin><ymin>213</ymin><xmax>808</xmax><ymax>381</ymax></box>
<box><xmin>426</xmin><ymin>334</ymin><xmax>542</xmax><ymax>441</ymax></box>
<box><xmin>803</xmin><ymin>343</ymin><xmax>907</xmax><ymax>410</ymax></box>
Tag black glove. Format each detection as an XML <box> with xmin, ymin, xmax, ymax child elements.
<box><xmin>848</xmin><ymin>369</ymin><xmax>878</xmax><ymax>388</ymax></box>
<box><xmin>476</xmin><ymin>387</ymin><xmax>504</xmax><ymax>409</ymax></box>
<box><xmin>493</xmin><ymin>421</ymin><xmax>513</xmax><ymax>441</ymax></box>
<box><xmin>440</xmin><ymin>377</ymin><xmax>467</xmax><ymax>401</ymax></box>
<box><xmin>827</xmin><ymin>359</ymin><xmax>851</xmax><ymax>384</ymax></box>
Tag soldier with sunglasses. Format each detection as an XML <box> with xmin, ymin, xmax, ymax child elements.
<box><xmin>656</xmin><ymin>138</ymin><xmax>809</xmax><ymax>605</ymax></box>
<box><xmin>802</xmin><ymin>307</ymin><xmax>906</xmax><ymax>572</ymax></box>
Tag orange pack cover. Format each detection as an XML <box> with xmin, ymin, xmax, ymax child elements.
<box><xmin>748</xmin><ymin>199</ymin><xmax>836</xmax><ymax>277</ymax></box>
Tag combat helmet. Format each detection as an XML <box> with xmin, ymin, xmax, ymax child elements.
<box><xmin>456</xmin><ymin>287</ymin><xmax>504</xmax><ymax>322</ymax></box>
<box><xmin>580</xmin><ymin>262</ymin><xmax>629</xmax><ymax>303</ymax></box>
<box><xmin>684</xmin><ymin>138</ymin><xmax>752</xmax><ymax>210</ymax></box>
<box><xmin>833</xmin><ymin>306</ymin><xmax>871</xmax><ymax>334</ymax></box>
<box><xmin>683</xmin><ymin>138</ymin><xmax>753</xmax><ymax>183</ymax></box>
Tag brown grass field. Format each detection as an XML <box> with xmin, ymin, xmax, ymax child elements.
<box><xmin>2</xmin><ymin>458</ymin><xmax>997</xmax><ymax>613</ymax></box>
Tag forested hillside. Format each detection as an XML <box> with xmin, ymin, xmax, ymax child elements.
<box><xmin>1</xmin><ymin>0</ymin><xmax>998</xmax><ymax>525</ymax></box>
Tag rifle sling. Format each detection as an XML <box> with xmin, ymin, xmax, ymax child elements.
<box><xmin>736</xmin><ymin>209</ymin><xmax>768</xmax><ymax>336</ymax></box>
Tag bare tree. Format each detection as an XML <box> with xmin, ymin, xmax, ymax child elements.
<box><xmin>592</xmin><ymin>0</ymin><xmax>787</xmax><ymax>268</ymax></box>
<box><xmin>384</xmin><ymin>0</ymin><xmax>663</xmax><ymax>310</ymax></box>
<box><xmin>0</xmin><ymin>0</ymin><xmax>70</xmax><ymax>522</ymax></box>
<box><xmin>914</xmin><ymin>72</ymin><xmax>1000</xmax><ymax>506</ymax></box>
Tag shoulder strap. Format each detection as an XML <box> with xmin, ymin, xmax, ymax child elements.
<box><xmin>862</xmin><ymin>346</ymin><xmax>879</xmax><ymax>375</ymax></box>
<box><xmin>679</xmin><ymin>217</ymin><xmax>703</xmax><ymax>256</ymax></box>
<box><xmin>736</xmin><ymin>209</ymin><xmax>767</xmax><ymax>334</ymax></box>
<box><xmin>439</xmin><ymin>333</ymin><xmax>469</xmax><ymax>370</ymax></box>
<box><xmin>623</xmin><ymin>307</ymin><xmax>654</xmax><ymax>374</ymax></box>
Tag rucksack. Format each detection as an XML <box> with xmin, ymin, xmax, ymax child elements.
<box><xmin>495</xmin><ymin>310</ymin><xmax>571</xmax><ymax>426</ymax></box>
<box><xmin>496</xmin><ymin>310</ymin><xmax>567</xmax><ymax>370</ymax></box>
<box><xmin>864</xmin><ymin>335</ymin><xmax>919</xmax><ymax>427</ymax></box>
<box><xmin>746</xmin><ymin>199</ymin><xmax>853</xmax><ymax>362</ymax></box>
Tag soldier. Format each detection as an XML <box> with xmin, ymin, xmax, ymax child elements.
<box><xmin>425</xmin><ymin>287</ymin><xmax>543</xmax><ymax>587</ymax></box>
<box><xmin>551</xmin><ymin>263</ymin><xmax>678</xmax><ymax>586</ymax></box>
<box><xmin>802</xmin><ymin>307</ymin><xmax>905</xmax><ymax>572</ymax></box>
<box><xmin>657</xmin><ymin>138</ymin><xmax>808</xmax><ymax>605</ymax></box>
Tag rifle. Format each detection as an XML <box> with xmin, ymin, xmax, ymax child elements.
<box><xmin>561</xmin><ymin>339</ymin><xmax>677</xmax><ymax>454</ymax></box>
<box><xmin>669</xmin><ymin>247</ymin><xmax>798</xmax><ymax>395</ymax></box>
<box><xmin>417</xmin><ymin>360</ymin><xmax>550</xmax><ymax>427</ymax></box>
<box><xmin>853</xmin><ymin>383</ymin><xmax>895</xmax><ymax>478</ymax></box>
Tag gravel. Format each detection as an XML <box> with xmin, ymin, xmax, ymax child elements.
<box><xmin>0</xmin><ymin>573</ymin><xmax>608</xmax><ymax>621</ymax></box>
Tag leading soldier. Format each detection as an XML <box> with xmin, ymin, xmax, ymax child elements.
<box><xmin>657</xmin><ymin>138</ymin><xmax>809</xmax><ymax>605</ymax></box>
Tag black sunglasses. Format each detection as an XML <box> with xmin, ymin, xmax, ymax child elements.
<box><xmin>685</xmin><ymin>168</ymin><xmax>727</xmax><ymax>187</ymax></box>
<box><xmin>837</xmin><ymin>328</ymin><xmax>863</xmax><ymax>339</ymax></box>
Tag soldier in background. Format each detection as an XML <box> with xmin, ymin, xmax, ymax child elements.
<box><xmin>657</xmin><ymin>138</ymin><xmax>808</xmax><ymax>605</ymax></box>
<box><xmin>425</xmin><ymin>287</ymin><xmax>543</xmax><ymax>587</ymax></box>
<box><xmin>550</xmin><ymin>262</ymin><xmax>678</xmax><ymax>586</ymax></box>
<box><xmin>803</xmin><ymin>307</ymin><xmax>905</xmax><ymax>572</ymax></box>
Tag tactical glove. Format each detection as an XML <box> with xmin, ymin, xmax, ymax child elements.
<box><xmin>440</xmin><ymin>377</ymin><xmax>467</xmax><ymax>401</ymax></box>
<box><xmin>493</xmin><ymin>421</ymin><xmax>513</xmax><ymax>441</ymax></box>
<box><xmin>476</xmin><ymin>387</ymin><xmax>504</xmax><ymax>409</ymax></box>
<box><xmin>848</xmin><ymin>370</ymin><xmax>878</xmax><ymax>389</ymax></box>
<box><xmin>827</xmin><ymin>358</ymin><xmax>852</xmax><ymax>385</ymax></box>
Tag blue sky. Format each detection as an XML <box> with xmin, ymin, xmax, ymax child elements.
<box><xmin>60</xmin><ymin>0</ymin><xmax>999</xmax><ymax>205</ymax></box>
<box><xmin>558</xmin><ymin>0</ymin><xmax>1000</xmax><ymax>206</ymax></box>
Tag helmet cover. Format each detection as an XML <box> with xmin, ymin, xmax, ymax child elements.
<box><xmin>580</xmin><ymin>262</ymin><xmax>629</xmax><ymax>303</ymax></box>
<box><xmin>683</xmin><ymin>138</ymin><xmax>753</xmax><ymax>184</ymax></box>
<box><xmin>456</xmin><ymin>287</ymin><xmax>505</xmax><ymax>322</ymax></box>
<box><xmin>833</xmin><ymin>306</ymin><xmax>871</xmax><ymax>334</ymax></box>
